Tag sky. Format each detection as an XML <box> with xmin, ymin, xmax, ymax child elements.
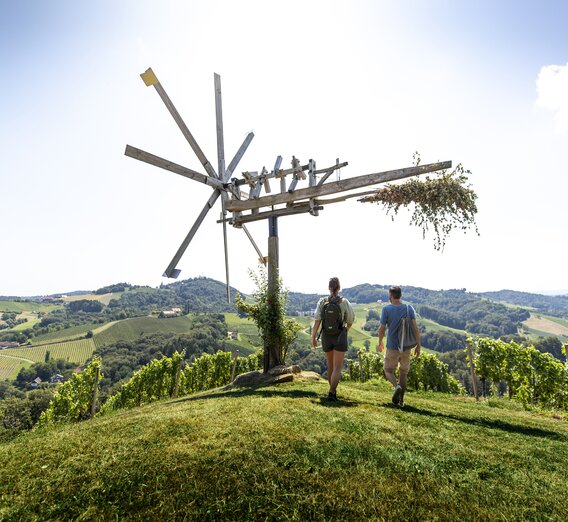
<box><xmin>1</xmin><ymin>0</ymin><xmax>567</xmax><ymax>297</ymax></box>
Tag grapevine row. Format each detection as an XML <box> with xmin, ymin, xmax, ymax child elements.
<box><xmin>100</xmin><ymin>350</ymin><xmax>262</xmax><ymax>414</ymax></box>
<box><xmin>347</xmin><ymin>350</ymin><xmax>463</xmax><ymax>394</ymax></box>
<box><xmin>468</xmin><ymin>337</ymin><xmax>568</xmax><ymax>410</ymax></box>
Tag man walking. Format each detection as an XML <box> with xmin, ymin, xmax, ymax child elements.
<box><xmin>378</xmin><ymin>286</ymin><xmax>420</xmax><ymax>406</ymax></box>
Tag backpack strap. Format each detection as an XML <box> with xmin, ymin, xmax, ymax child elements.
<box><xmin>316</xmin><ymin>297</ymin><xmax>329</xmax><ymax>341</ymax></box>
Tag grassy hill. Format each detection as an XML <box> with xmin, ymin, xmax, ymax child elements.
<box><xmin>1</xmin><ymin>379</ymin><xmax>566</xmax><ymax>521</ymax></box>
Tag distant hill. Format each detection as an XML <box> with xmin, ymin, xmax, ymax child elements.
<box><xmin>480</xmin><ymin>289</ymin><xmax>568</xmax><ymax>318</ymax></box>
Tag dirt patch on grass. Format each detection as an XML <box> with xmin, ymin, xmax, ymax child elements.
<box><xmin>524</xmin><ymin>315</ymin><xmax>568</xmax><ymax>336</ymax></box>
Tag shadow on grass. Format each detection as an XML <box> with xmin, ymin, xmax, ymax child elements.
<box><xmin>312</xmin><ymin>397</ymin><xmax>360</xmax><ymax>408</ymax></box>
<box><xmin>169</xmin><ymin>387</ymin><xmax>320</xmax><ymax>404</ymax></box>
<box><xmin>386</xmin><ymin>403</ymin><xmax>566</xmax><ymax>440</ymax></box>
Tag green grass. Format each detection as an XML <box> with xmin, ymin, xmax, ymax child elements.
<box><xmin>1</xmin><ymin>379</ymin><xmax>567</xmax><ymax>520</ymax></box>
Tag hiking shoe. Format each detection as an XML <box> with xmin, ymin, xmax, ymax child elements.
<box><xmin>392</xmin><ymin>385</ymin><xmax>403</xmax><ymax>405</ymax></box>
<box><xmin>399</xmin><ymin>390</ymin><xmax>405</xmax><ymax>407</ymax></box>
<box><xmin>328</xmin><ymin>391</ymin><xmax>338</xmax><ymax>402</ymax></box>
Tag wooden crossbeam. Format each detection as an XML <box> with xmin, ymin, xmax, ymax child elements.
<box><xmin>225</xmin><ymin>203</ymin><xmax>324</xmax><ymax>225</ymax></box>
<box><xmin>125</xmin><ymin>145</ymin><xmax>225</xmax><ymax>190</ymax></box>
<box><xmin>224</xmin><ymin>161</ymin><xmax>451</xmax><ymax>212</ymax></box>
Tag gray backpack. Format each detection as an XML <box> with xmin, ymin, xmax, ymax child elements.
<box><xmin>398</xmin><ymin>304</ymin><xmax>417</xmax><ymax>352</ymax></box>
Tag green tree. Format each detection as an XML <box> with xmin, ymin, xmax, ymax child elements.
<box><xmin>235</xmin><ymin>268</ymin><xmax>301</xmax><ymax>372</ymax></box>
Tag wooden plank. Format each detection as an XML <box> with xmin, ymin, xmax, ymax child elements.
<box><xmin>224</xmin><ymin>132</ymin><xmax>254</xmax><ymax>182</ymax></box>
<box><xmin>229</xmin><ymin>203</ymin><xmax>323</xmax><ymax>225</ymax></box>
<box><xmin>125</xmin><ymin>145</ymin><xmax>225</xmax><ymax>190</ymax></box>
<box><xmin>144</xmin><ymin>70</ymin><xmax>218</xmax><ymax>179</ymax></box>
<box><xmin>214</xmin><ymin>73</ymin><xmax>225</xmax><ymax>179</ymax></box>
<box><xmin>225</xmin><ymin>161</ymin><xmax>451</xmax><ymax>212</ymax></box>
<box><xmin>163</xmin><ymin>190</ymin><xmax>221</xmax><ymax>278</ymax></box>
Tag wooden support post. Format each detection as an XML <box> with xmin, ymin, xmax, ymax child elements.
<box><xmin>231</xmin><ymin>350</ymin><xmax>239</xmax><ymax>382</ymax></box>
<box><xmin>265</xmin><ymin>216</ymin><xmax>281</xmax><ymax>372</ymax></box>
<box><xmin>172</xmin><ymin>361</ymin><xmax>182</xmax><ymax>398</ymax></box>
<box><xmin>467</xmin><ymin>339</ymin><xmax>479</xmax><ymax>400</ymax></box>
<box><xmin>358</xmin><ymin>351</ymin><xmax>364</xmax><ymax>382</ymax></box>
<box><xmin>90</xmin><ymin>365</ymin><xmax>100</xmax><ymax>418</ymax></box>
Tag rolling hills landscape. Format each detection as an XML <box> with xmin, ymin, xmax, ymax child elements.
<box><xmin>1</xmin><ymin>278</ymin><xmax>567</xmax><ymax>520</ymax></box>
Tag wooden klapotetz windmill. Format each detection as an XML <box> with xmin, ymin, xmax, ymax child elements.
<box><xmin>125</xmin><ymin>68</ymin><xmax>451</xmax><ymax>371</ymax></box>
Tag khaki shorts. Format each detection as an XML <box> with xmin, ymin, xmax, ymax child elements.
<box><xmin>384</xmin><ymin>349</ymin><xmax>412</xmax><ymax>374</ymax></box>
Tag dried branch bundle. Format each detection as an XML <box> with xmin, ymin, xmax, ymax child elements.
<box><xmin>359</xmin><ymin>155</ymin><xmax>479</xmax><ymax>250</ymax></box>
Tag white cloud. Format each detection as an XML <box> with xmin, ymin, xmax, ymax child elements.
<box><xmin>536</xmin><ymin>62</ymin><xmax>568</xmax><ymax>132</ymax></box>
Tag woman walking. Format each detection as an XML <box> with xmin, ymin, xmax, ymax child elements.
<box><xmin>311</xmin><ymin>277</ymin><xmax>355</xmax><ymax>401</ymax></box>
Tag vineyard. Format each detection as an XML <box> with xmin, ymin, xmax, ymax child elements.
<box><xmin>39</xmin><ymin>349</ymin><xmax>263</xmax><ymax>423</ymax></box>
<box><xmin>346</xmin><ymin>350</ymin><xmax>463</xmax><ymax>394</ymax></box>
<box><xmin>470</xmin><ymin>337</ymin><xmax>568</xmax><ymax>409</ymax></box>
<box><xmin>30</xmin><ymin>323</ymin><xmax>101</xmax><ymax>345</ymax></box>
<box><xmin>2</xmin><ymin>339</ymin><xmax>96</xmax><ymax>365</ymax></box>
<box><xmin>0</xmin><ymin>354</ymin><xmax>32</xmax><ymax>381</ymax></box>
<box><xmin>93</xmin><ymin>315</ymin><xmax>194</xmax><ymax>347</ymax></box>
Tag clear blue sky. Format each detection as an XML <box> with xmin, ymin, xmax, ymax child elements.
<box><xmin>1</xmin><ymin>0</ymin><xmax>567</xmax><ymax>296</ymax></box>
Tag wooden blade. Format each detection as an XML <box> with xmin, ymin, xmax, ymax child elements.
<box><xmin>163</xmin><ymin>190</ymin><xmax>221</xmax><ymax>278</ymax></box>
<box><xmin>125</xmin><ymin>145</ymin><xmax>224</xmax><ymax>190</ymax></box>
<box><xmin>214</xmin><ymin>73</ymin><xmax>226</xmax><ymax>179</ymax></box>
<box><xmin>140</xmin><ymin>68</ymin><xmax>218</xmax><ymax>179</ymax></box>
<box><xmin>223</xmin><ymin>132</ymin><xmax>254</xmax><ymax>182</ymax></box>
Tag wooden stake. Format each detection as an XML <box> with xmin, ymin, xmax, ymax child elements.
<box><xmin>467</xmin><ymin>339</ymin><xmax>479</xmax><ymax>400</ymax></box>
<box><xmin>231</xmin><ymin>351</ymin><xmax>239</xmax><ymax>382</ymax></box>
<box><xmin>90</xmin><ymin>365</ymin><xmax>100</xmax><ymax>418</ymax></box>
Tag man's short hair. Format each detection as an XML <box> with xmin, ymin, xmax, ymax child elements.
<box><xmin>389</xmin><ymin>286</ymin><xmax>402</xmax><ymax>299</ymax></box>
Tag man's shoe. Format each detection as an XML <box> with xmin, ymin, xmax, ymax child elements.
<box><xmin>399</xmin><ymin>390</ymin><xmax>405</xmax><ymax>407</ymax></box>
<box><xmin>328</xmin><ymin>391</ymin><xmax>338</xmax><ymax>402</ymax></box>
<box><xmin>392</xmin><ymin>385</ymin><xmax>403</xmax><ymax>405</ymax></box>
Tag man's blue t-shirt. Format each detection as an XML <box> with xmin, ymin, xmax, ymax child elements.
<box><xmin>380</xmin><ymin>303</ymin><xmax>416</xmax><ymax>350</ymax></box>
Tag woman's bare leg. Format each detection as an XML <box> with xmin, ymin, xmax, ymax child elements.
<box><xmin>325</xmin><ymin>351</ymin><xmax>334</xmax><ymax>388</ymax></box>
<box><xmin>330</xmin><ymin>350</ymin><xmax>346</xmax><ymax>394</ymax></box>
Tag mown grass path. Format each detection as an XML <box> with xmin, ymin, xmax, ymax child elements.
<box><xmin>1</xmin><ymin>379</ymin><xmax>567</xmax><ymax>521</ymax></box>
